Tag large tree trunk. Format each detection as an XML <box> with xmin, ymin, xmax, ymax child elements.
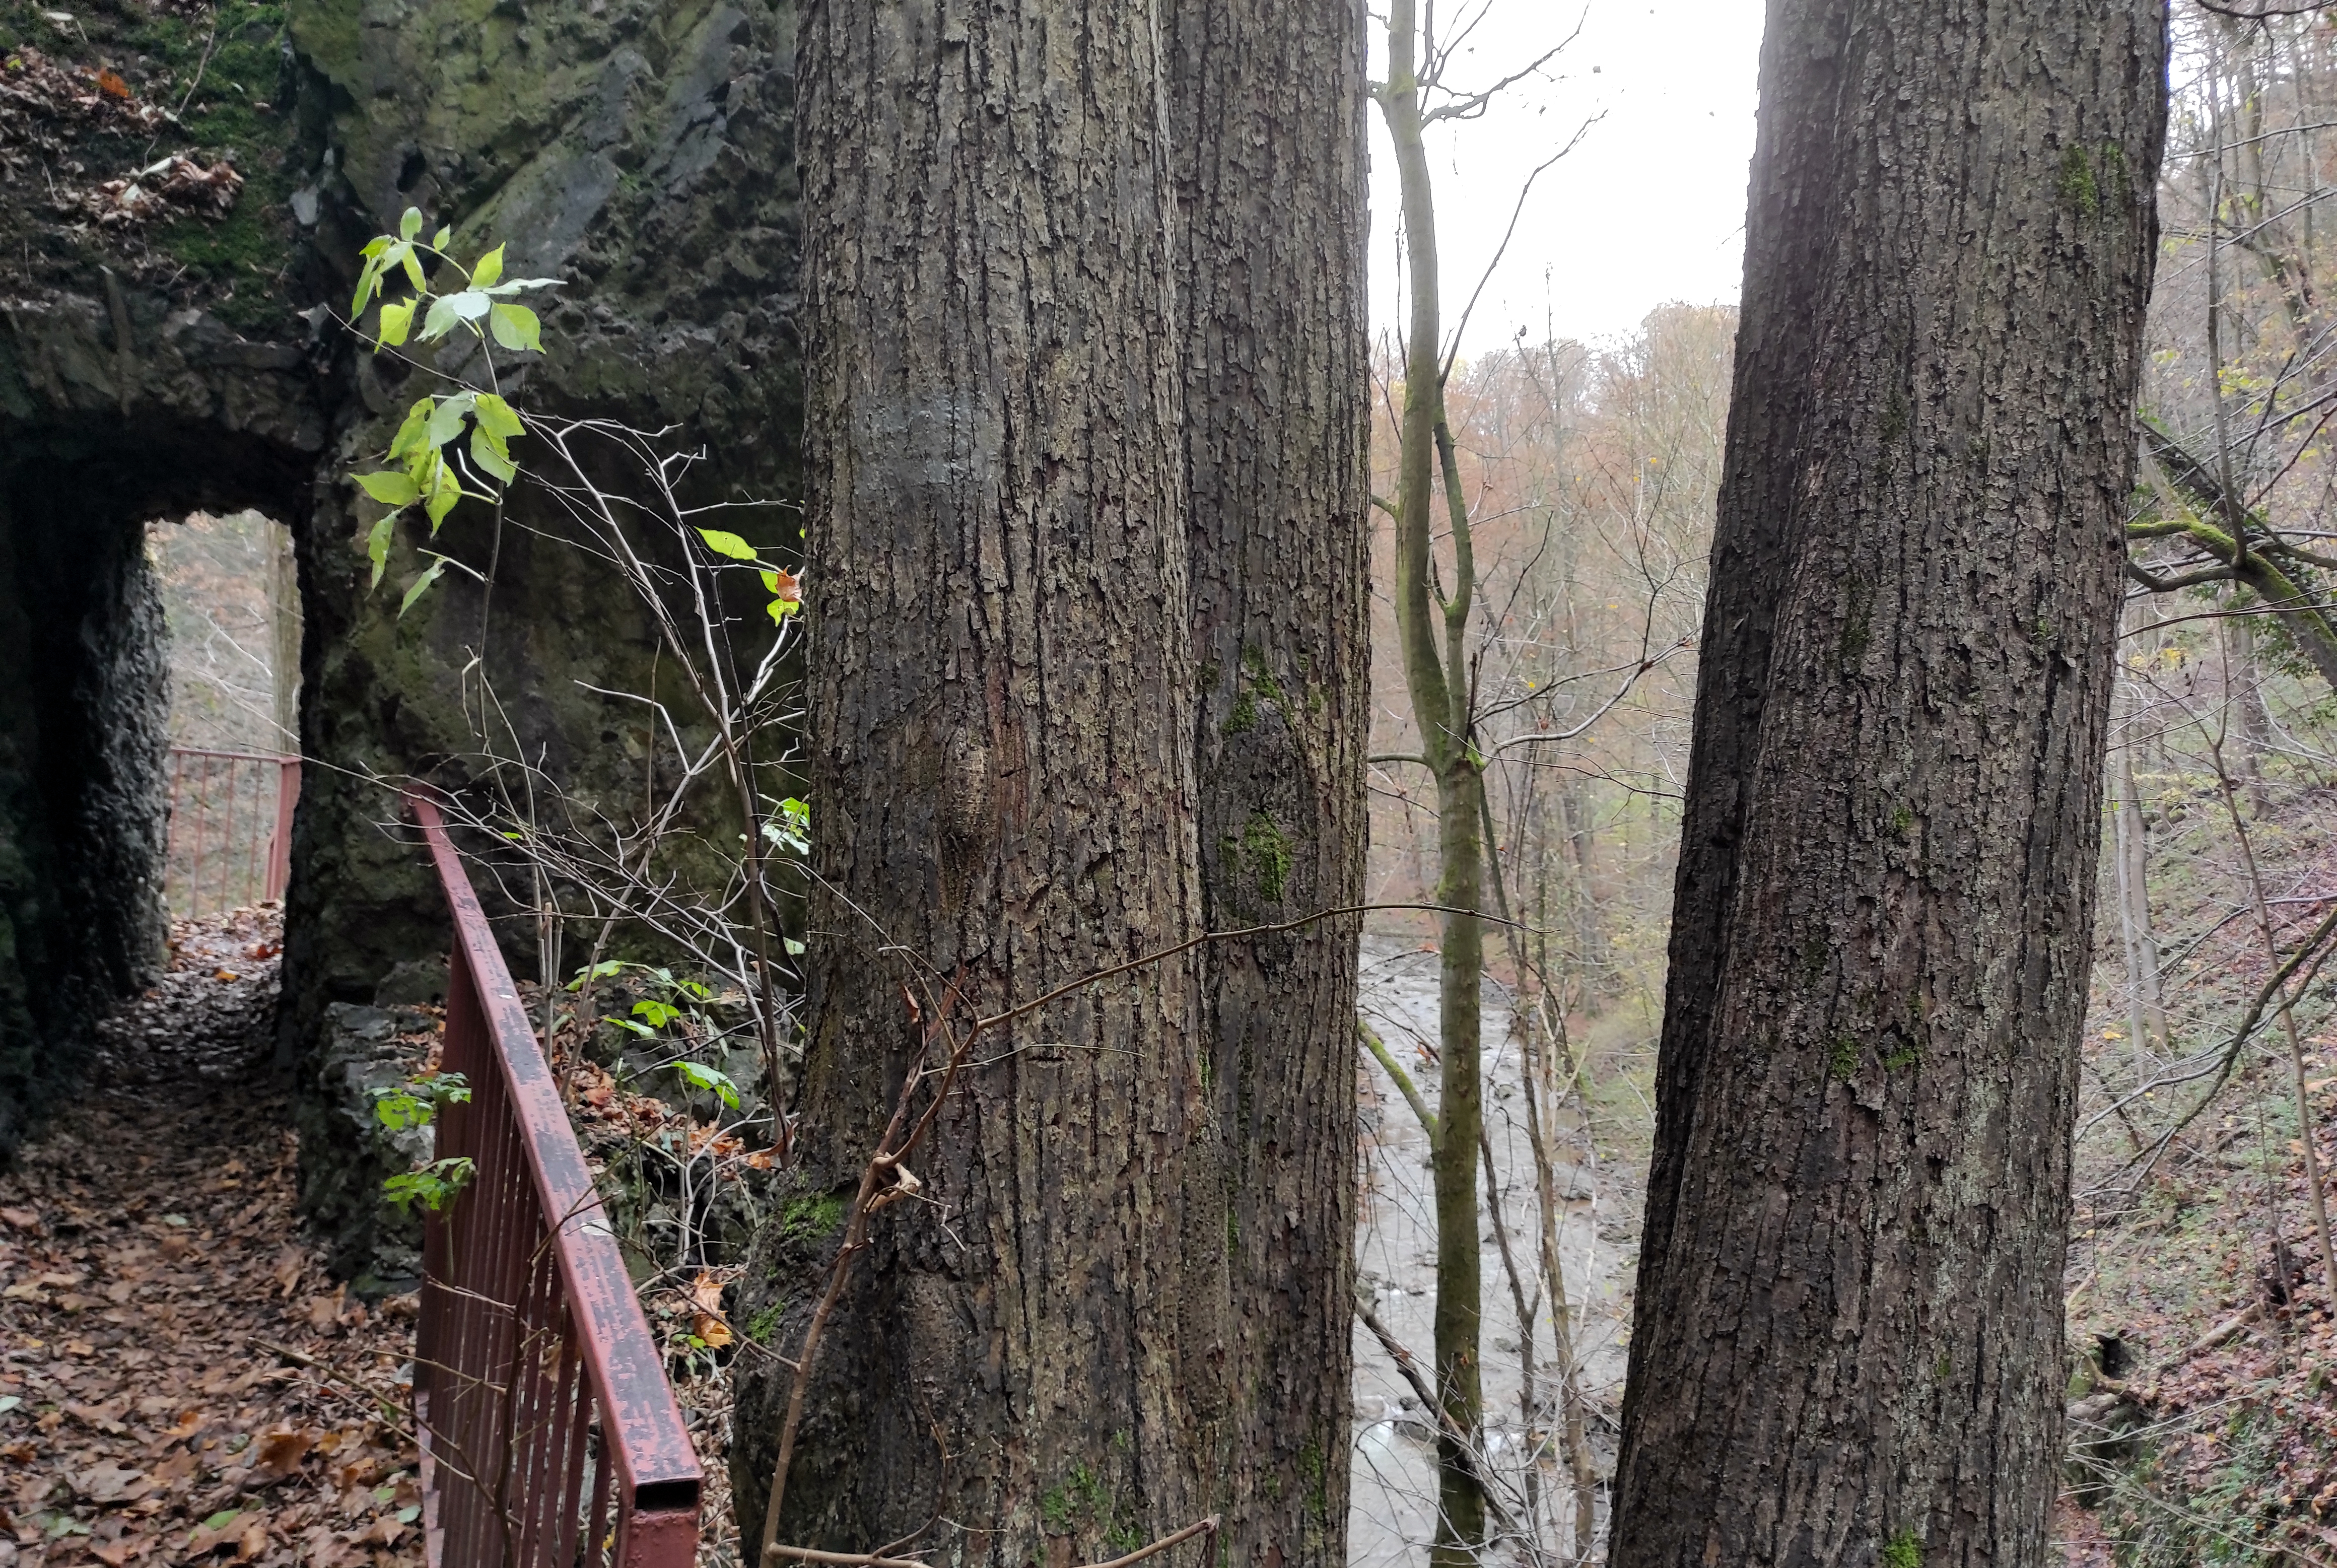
<box><xmin>1611</xmin><ymin>4</ymin><xmax>2167</xmax><ymax>1564</ymax></box>
<box><xmin>736</xmin><ymin>5</ymin><xmax>1215</xmax><ymax>1559</ymax></box>
<box><xmin>1172</xmin><ymin>2</ymin><xmax>1370</xmax><ymax>1563</ymax></box>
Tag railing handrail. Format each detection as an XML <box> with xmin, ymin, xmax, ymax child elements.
<box><xmin>167</xmin><ymin>745</ymin><xmax>299</xmax><ymax>763</ymax></box>
<box><xmin>408</xmin><ymin>791</ymin><xmax>703</xmax><ymax>1542</ymax></box>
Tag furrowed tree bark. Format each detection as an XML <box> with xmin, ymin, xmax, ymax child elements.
<box><xmin>1610</xmin><ymin>4</ymin><xmax>2167</xmax><ymax>1564</ymax></box>
<box><xmin>1172</xmin><ymin>2</ymin><xmax>1369</xmax><ymax>1564</ymax></box>
<box><xmin>736</xmin><ymin>5</ymin><xmax>1213</xmax><ymax>1560</ymax></box>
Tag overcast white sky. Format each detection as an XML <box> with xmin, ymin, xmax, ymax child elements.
<box><xmin>1367</xmin><ymin>1</ymin><xmax>1767</xmax><ymax>357</ymax></box>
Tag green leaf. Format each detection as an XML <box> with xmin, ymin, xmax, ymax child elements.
<box><xmin>432</xmin><ymin>225</ymin><xmax>451</xmax><ymax>250</ymax></box>
<box><xmin>472</xmin><ymin>392</ymin><xmax>524</xmax><ymax>440</ymax></box>
<box><xmin>631</xmin><ymin>999</ymin><xmax>680</xmax><ymax>1028</ymax></box>
<box><xmin>783</xmin><ymin>937</ymin><xmax>806</xmax><ymax>956</ymax></box>
<box><xmin>383</xmin><ymin>1156</ymin><xmax>476</xmax><ymax>1215</ymax></box>
<box><xmin>399</xmin><ymin>556</ymin><xmax>450</xmax><ymax>618</ymax></box>
<box><xmin>399</xmin><ymin>207</ymin><xmax>423</xmax><ymax>241</ymax></box>
<box><xmin>360</xmin><ymin>237</ymin><xmax>390</xmax><ymax>260</ymax></box>
<box><xmin>446</xmin><ymin>289</ymin><xmax>492</xmax><ymax>322</ymax></box>
<box><xmin>351</xmin><ymin>254</ymin><xmax>382</xmax><ymax>317</ymax></box>
<box><xmin>426</xmin><ymin>392</ymin><xmax>476</xmax><ymax>447</ymax></box>
<box><xmin>424</xmin><ymin>466</ymin><xmax>462</xmax><ymax>531</ymax></box>
<box><xmin>376</xmin><ymin>298</ymin><xmax>414</xmax><ymax>349</ymax></box>
<box><xmin>355</xmin><ymin>470</ymin><xmax>420</xmax><ymax>507</ymax></box>
<box><xmin>488</xmin><ymin>301</ymin><xmax>542</xmax><ymax>353</ymax></box>
<box><xmin>200</xmin><ymin>1511</ymin><xmax>243</xmax><ymax>1532</ymax></box>
<box><xmin>469</xmin><ymin>426</ymin><xmax>517</xmax><ymax>484</ymax></box>
<box><xmin>421</xmin><ymin>293</ymin><xmax>465</xmax><ymax>342</ymax></box>
<box><xmin>673</xmin><ymin>1061</ymin><xmax>741</xmax><ymax>1110</ymax></box>
<box><xmin>611</xmin><ymin>1017</ymin><xmax>658</xmax><ymax>1039</ymax></box>
<box><xmin>568</xmin><ymin>959</ymin><xmax>628</xmax><ymax>990</ymax></box>
<box><xmin>697</xmin><ymin>528</ymin><xmax>757</xmax><ymax>561</ymax></box>
<box><xmin>366</xmin><ymin>514</ymin><xmax>394</xmax><ymax>590</ymax></box>
<box><xmin>388</xmin><ymin>398</ymin><xmax>434</xmax><ymax>461</ymax></box>
<box><xmin>767</xmin><ymin>597</ymin><xmax>800</xmax><ymax>624</ymax></box>
<box><xmin>472</xmin><ymin>243</ymin><xmax>505</xmax><ymax>288</ymax></box>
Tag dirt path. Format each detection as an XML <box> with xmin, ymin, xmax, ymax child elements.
<box><xmin>0</xmin><ymin>910</ymin><xmax>424</xmax><ymax>1568</ymax></box>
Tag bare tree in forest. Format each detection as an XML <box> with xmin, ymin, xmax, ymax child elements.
<box><xmin>730</xmin><ymin>4</ymin><xmax>1367</xmax><ymax>1564</ymax></box>
<box><xmin>1610</xmin><ymin>3</ymin><xmax>2168</xmax><ymax>1563</ymax></box>
<box><xmin>1369</xmin><ymin>4</ymin><xmax>1590</xmax><ymax>1557</ymax></box>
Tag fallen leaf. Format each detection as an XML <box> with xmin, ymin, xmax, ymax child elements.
<box><xmin>307</xmin><ymin>1285</ymin><xmax>346</xmax><ymax>1330</ymax></box>
<box><xmin>253</xmin><ymin>1426</ymin><xmax>315</xmax><ymax>1480</ymax></box>
<box><xmin>0</xmin><ymin>1207</ymin><xmax>39</xmax><ymax>1229</ymax></box>
<box><xmin>65</xmin><ymin>1400</ymin><xmax>126</xmax><ymax>1433</ymax></box>
<box><xmin>94</xmin><ymin>66</ymin><xmax>127</xmax><ymax>98</ymax></box>
<box><xmin>187</xmin><ymin>1507</ymin><xmax>243</xmax><ymax>1553</ymax></box>
<box><xmin>74</xmin><ymin>1461</ymin><xmax>147</xmax><ymax>1502</ymax></box>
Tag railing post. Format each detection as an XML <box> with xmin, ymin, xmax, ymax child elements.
<box><xmin>267</xmin><ymin>758</ymin><xmax>300</xmax><ymax>904</ymax></box>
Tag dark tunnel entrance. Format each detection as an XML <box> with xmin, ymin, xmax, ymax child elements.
<box><xmin>0</xmin><ymin>417</ymin><xmax>316</xmax><ymax>1153</ymax></box>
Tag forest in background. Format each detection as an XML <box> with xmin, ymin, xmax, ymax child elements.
<box><xmin>1341</xmin><ymin>9</ymin><xmax>2337</xmax><ymax>1554</ymax></box>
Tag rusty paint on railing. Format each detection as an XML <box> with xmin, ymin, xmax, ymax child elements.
<box><xmin>407</xmin><ymin>791</ymin><xmax>702</xmax><ymax>1568</ymax></box>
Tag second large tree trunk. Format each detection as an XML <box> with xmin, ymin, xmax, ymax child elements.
<box><xmin>1611</xmin><ymin>5</ymin><xmax>2167</xmax><ymax>1564</ymax></box>
<box><xmin>1172</xmin><ymin>2</ymin><xmax>1370</xmax><ymax>1564</ymax></box>
<box><xmin>739</xmin><ymin>5</ymin><xmax>1213</xmax><ymax>1560</ymax></box>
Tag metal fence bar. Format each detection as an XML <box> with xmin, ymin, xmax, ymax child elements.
<box><xmin>406</xmin><ymin>791</ymin><xmax>702</xmax><ymax>1568</ymax></box>
<box><xmin>164</xmin><ymin>749</ymin><xmax>300</xmax><ymax>918</ymax></box>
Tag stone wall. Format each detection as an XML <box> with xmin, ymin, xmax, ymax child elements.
<box><xmin>0</xmin><ymin>0</ymin><xmax>801</xmax><ymax>1240</ymax></box>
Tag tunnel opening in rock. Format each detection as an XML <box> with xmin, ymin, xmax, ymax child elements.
<box><xmin>0</xmin><ymin>417</ymin><xmax>314</xmax><ymax>1156</ymax></box>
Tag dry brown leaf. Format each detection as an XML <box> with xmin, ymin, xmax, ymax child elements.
<box><xmin>253</xmin><ymin>1425</ymin><xmax>316</xmax><ymax>1480</ymax></box>
<box><xmin>74</xmin><ymin>1460</ymin><xmax>147</xmax><ymax>1502</ymax></box>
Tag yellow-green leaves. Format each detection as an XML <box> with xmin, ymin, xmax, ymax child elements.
<box><xmin>400</xmin><ymin>556</ymin><xmax>450</xmax><ymax>618</ymax></box>
<box><xmin>377</xmin><ymin>298</ymin><xmax>415</xmax><ymax>347</ymax></box>
<box><xmin>488</xmin><ymin>303</ymin><xmax>541</xmax><ymax>353</ymax></box>
<box><xmin>354</xmin><ymin>389</ymin><xmax>529</xmax><ymax>600</ymax></box>
<box><xmin>354</xmin><ymin>470</ymin><xmax>420</xmax><ymax>508</ymax></box>
<box><xmin>347</xmin><ymin>214</ymin><xmax>564</xmax><ymax>611</ymax></box>
<box><xmin>694</xmin><ymin>531</ymin><xmax>803</xmax><ymax>623</ymax></box>
<box><xmin>354</xmin><ymin>211</ymin><xmax>557</xmax><ymax>357</ymax></box>
<box><xmin>697</xmin><ymin>528</ymin><xmax>757</xmax><ymax>560</ymax></box>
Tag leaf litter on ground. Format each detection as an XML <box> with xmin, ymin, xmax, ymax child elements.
<box><xmin>0</xmin><ymin>909</ymin><xmax>423</xmax><ymax>1567</ymax></box>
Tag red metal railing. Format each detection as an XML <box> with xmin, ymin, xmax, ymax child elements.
<box><xmin>165</xmin><ymin>748</ymin><xmax>299</xmax><ymax>917</ymax></box>
<box><xmin>409</xmin><ymin>792</ymin><xmax>702</xmax><ymax>1567</ymax></box>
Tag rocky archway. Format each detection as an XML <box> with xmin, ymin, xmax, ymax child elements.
<box><xmin>0</xmin><ymin>0</ymin><xmax>801</xmax><ymax>1262</ymax></box>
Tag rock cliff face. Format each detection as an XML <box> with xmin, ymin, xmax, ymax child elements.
<box><xmin>0</xmin><ymin>0</ymin><xmax>800</xmax><ymax>1225</ymax></box>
